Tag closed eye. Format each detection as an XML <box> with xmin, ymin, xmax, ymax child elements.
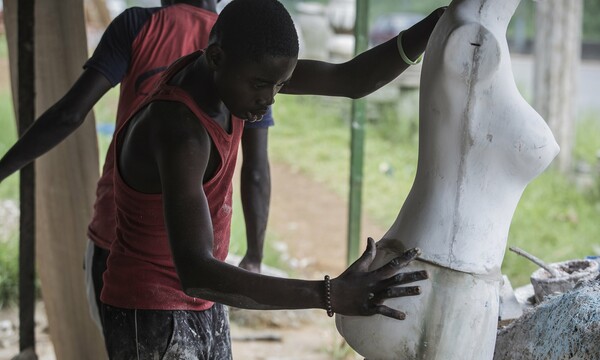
<box><xmin>253</xmin><ymin>82</ymin><xmax>270</xmax><ymax>89</ymax></box>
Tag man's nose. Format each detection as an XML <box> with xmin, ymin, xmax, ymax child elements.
<box><xmin>258</xmin><ymin>90</ymin><xmax>276</xmax><ymax>107</ymax></box>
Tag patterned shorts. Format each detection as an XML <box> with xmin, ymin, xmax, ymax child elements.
<box><xmin>103</xmin><ymin>303</ymin><xmax>232</xmax><ymax>360</ymax></box>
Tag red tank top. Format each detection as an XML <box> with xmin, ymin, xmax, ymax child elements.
<box><xmin>101</xmin><ymin>51</ymin><xmax>244</xmax><ymax>310</ymax></box>
<box><xmin>87</xmin><ymin>5</ymin><xmax>218</xmax><ymax>249</ymax></box>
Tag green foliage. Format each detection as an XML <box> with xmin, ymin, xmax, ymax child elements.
<box><xmin>94</xmin><ymin>86</ymin><xmax>120</xmax><ymax>125</ymax></box>
<box><xmin>574</xmin><ymin>112</ymin><xmax>600</xmax><ymax>165</ymax></box>
<box><xmin>0</xmin><ymin>235</ymin><xmax>19</xmax><ymax>309</ymax></box>
<box><xmin>270</xmin><ymin>93</ymin><xmax>420</xmax><ymax>228</ymax></box>
<box><xmin>270</xmin><ymin>95</ymin><xmax>352</xmax><ymax>194</ymax></box>
<box><xmin>367</xmin><ymin>91</ymin><xmax>419</xmax><ymax>144</ymax></box>
<box><xmin>94</xmin><ymin>87</ymin><xmax>120</xmax><ymax>166</ymax></box>
<box><xmin>0</xmin><ymin>35</ymin><xmax>19</xmax><ymax>308</ymax></box>
<box><xmin>505</xmin><ymin>171</ymin><xmax>600</xmax><ymax>285</ymax></box>
<box><xmin>369</xmin><ymin>0</ymin><xmax>448</xmax><ymax>23</ymax></box>
<box><xmin>0</xmin><ymin>88</ymin><xmax>19</xmax><ymax>200</ymax></box>
<box><xmin>372</xmin><ymin>0</ymin><xmax>600</xmax><ymax>43</ymax></box>
<box><xmin>229</xmin><ymin>189</ymin><xmax>290</xmax><ymax>272</ymax></box>
<box><xmin>583</xmin><ymin>0</ymin><xmax>600</xmax><ymax>42</ymax></box>
<box><xmin>0</xmin><ymin>33</ymin><xmax>18</xmax><ymax>201</ymax></box>
<box><xmin>0</xmin><ymin>36</ymin><xmax>8</xmax><ymax>60</ymax></box>
<box><xmin>0</xmin><ymin>90</ymin><xmax>16</xmax><ymax>150</ymax></box>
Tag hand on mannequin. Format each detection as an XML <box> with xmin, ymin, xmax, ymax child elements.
<box><xmin>331</xmin><ymin>238</ymin><xmax>427</xmax><ymax>320</ymax></box>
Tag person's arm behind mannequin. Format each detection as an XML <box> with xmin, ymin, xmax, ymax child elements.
<box><xmin>0</xmin><ymin>68</ymin><xmax>112</xmax><ymax>182</ymax></box>
<box><xmin>239</xmin><ymin>127</ymin><xmax>270</xmax><ymax>273</ymax></box>
<box><xmin>283</xmin><ymin>7</ymin><xmax>446</xmax><ymax>98</ymax></box>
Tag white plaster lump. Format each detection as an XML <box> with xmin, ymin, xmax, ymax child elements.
<box><xmin>336</xmin><ymin>0</ymin><xmax>559</xmax><ymax>358</ymax></box>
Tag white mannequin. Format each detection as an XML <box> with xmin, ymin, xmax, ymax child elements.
<box><xmin>336</xmin><ymin>0</ymin><xmax>559</xmax><ymax>359</ymax></box>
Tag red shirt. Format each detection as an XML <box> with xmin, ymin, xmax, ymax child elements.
<box><xmin>101</xmin><ymin>52</ymin><xmax>244</xmax><ymax>310</ymax></box>
<box><xmin>86</xmin><ymin>4</ymin><xmax>218</xmax><ymax>249</ymax></box>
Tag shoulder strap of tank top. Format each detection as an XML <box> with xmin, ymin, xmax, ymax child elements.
<box><xmin>148</xmin><ymin>87</ymin><xmax>243</xmax><ymax>152</ymax></box>
<box><xmin>149</xmin><ymin>50</ymin><xmax>203</xmax><ymax>96</ymax></box>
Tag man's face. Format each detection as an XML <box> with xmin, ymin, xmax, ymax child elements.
<box><xmin>213</xmin><ymin>54</ymin><xmax>297</xmax><ymax>122</ymax></box>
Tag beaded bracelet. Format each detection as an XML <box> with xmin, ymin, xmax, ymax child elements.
<box><xmin>397</xmin><ymin>30</ymin><xmax>423</xmax><ymax>66</ymax></box>
<box><xmin>324</xmin><ymin>275</ymin><xmax>334</xmax><ymax>317</ymax></box>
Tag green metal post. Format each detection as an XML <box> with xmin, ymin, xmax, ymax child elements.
<box><xmin>347</xmin><ymin>0</ymin><xmax>369</xmax><ymax>265</ymax></box>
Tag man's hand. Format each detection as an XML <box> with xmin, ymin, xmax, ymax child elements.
<box><xmin>330</xmin><ymin>238</ymin><xmax>428</xmax><ymax>320</ymax></box>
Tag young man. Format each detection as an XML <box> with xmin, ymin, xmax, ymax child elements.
<box><xmin>0</xmin><ymin>0</ymin><xmax>271</xmax><ymax>329</ymax></box>
<box><xmin>102</xmin><ymin>0</ymin><xmax>445</xmax><ymax>358</ymax></box>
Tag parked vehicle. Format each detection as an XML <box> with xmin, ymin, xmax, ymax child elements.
<box><xmin>369</xmin><ymin>12</ymin><xmax>423</xmax><ymax>47</ymax></box>
<box><xmin>368</xmin><ymin>13</ymin><xmax>425</xmax><ymax>91</ymax></box>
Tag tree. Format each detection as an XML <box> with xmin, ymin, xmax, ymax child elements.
<box><xmin>85</xmin><ymin>0</ymin><xmax>112</xmax><ymax>28</ymax></box>
<box><xmin>533</xmin><ymin>0</ymin><xmax>584</xmax><ymax>173</ymax></box>
<box><xmin>4</xmin><ymin>0</ymin><xmax>107</xmax><ymax>358</ymax></box>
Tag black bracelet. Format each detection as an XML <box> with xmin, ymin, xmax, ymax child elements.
<box><xmin>324</xmin><ymin>275</ymin><xmax>334</xmax><ymax>317</ymax></box>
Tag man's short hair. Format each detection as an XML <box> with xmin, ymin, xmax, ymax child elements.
<box><xmin>210</xmin><ymin>0</ymin><xmax>299</xmax><ymax>62</ymax></box>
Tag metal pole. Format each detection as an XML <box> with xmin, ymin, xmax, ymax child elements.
<box><xmin>17</xmin><ymin>0</ymin><xmax>37</xmax><ymax>357</ymax></box>
<box><xmin>347</xmin><ymin>0</ymin><xmax>369</xmax><ymax>265</ymax></box>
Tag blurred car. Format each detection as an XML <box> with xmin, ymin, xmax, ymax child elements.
<box><xmin>368</xmin><ymin>13</ymin><xmax>425</xmax><ymax>93</ymax></box>
<box><xmin>369</xmin><ymin>13</ymin><xmax>423</xmax><ymax>47</ymax></box>
<box><xmin>105</xmin><ymin>0</ymin><xmax>126</xmax><ymax>19</ymax></box>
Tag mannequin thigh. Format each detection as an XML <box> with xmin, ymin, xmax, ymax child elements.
<box><xmin>336</xmin><ymin>258</ymin><xmax>500</xmax><ymax>360</ymax></box>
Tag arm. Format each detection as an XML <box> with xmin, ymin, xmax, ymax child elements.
<box><xmin>153</xmin><ymin>112</ymin><xmax>427</xmax><ymax>318</ymax></box>
<box><xmin>0</xmin><ymin>68</ymin><xmax>111</xmax><ymax>182</ymax></box>
<box><xmin>239</xmin><ymin>127</ymin><xmax>270</xmax><ymax>273</ymax></box>
<box><xmin>282</xmin><ymin>7</ymin><xmax>446</xmax><ymax>98</ymax></box>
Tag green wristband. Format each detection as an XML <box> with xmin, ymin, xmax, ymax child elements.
<box><xmin>397</xmin><ymin>31</ymin><xmax>423</xmax><ymax>66</ymax></box>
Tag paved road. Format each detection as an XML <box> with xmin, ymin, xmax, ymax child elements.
<box><xmin>511</xmin><ymin>54</ymin><xmax>600</xmax><ymax>114</ymax></box>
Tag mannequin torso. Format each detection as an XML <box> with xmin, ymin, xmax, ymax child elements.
<box><xmin>336</xmin><ymin>0</ymin><xmax>559</xmax><ymax>358</ymax></box>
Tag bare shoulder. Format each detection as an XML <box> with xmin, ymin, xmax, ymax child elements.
<box><xmin>145</xmin><ymin>99</ymin><xmax>192</xmax><ymax>117</ymax></box>
<box><xmin>136</xmin><ymin>100</ymin><xmax>211</xmax><ymax>148</ymax></box>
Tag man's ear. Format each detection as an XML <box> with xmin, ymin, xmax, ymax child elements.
<box><xmin>205</xmin><ymin>44</ymin><xmax>225</xmax><ymax>70</ymax></box>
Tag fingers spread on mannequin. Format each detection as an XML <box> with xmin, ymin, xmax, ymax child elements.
<box><xmin>376</xmin><ymin>285</ymin><xmax>421</xmax><ymax>302</ymax></box>
<box><xmin>352</xmin><ymin>237</ymin><xmax>377</xmax><ymax>272</ymax></box>
<box><xmin>373</xmin><ymin>257</ymin><xmax>404</xmax><ymax>278</ymax></box>
<box><xmin>394</xmin><ymin>270</ymin><xmax>428</xmax><ymax>285</ymax></box>
<box><xmin>374</xmin><ymin>305</ymin><xmax>406</xmax><ymax>321</ymax></box>
<box><xmin>377</xmin><ymin>270</ymin><xmax>428</xmax><ymax>291</ymax></box>
<box><xmin>401</xmin><ymin>247</ymin><xmax>421</xmax><ymax>261</ymax></box>
<box><xmin>366</xmin><ymin>237</ymin><xmax>375</xmax><ymax>254</ymax></box>
<box><xmin>373</xmin><ymin>248</ymin><xmax>421</xmax><ymax>278</ymax></box>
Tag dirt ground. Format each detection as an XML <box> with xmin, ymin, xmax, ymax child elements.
<box><xmin>230</xmin><ymin>161</ymin><xmax>386</xmax><ymax>359</ymax></box>
<box><xmin>0</xmin><ymin>162</ymin><xmax>385</xmax><ymax>360</ymax></box>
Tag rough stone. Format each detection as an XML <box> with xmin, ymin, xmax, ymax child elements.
<box><xmin>494</xmin><ymin>278</ymin><xmax>600</xmax><ymax>360</ymax></box>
